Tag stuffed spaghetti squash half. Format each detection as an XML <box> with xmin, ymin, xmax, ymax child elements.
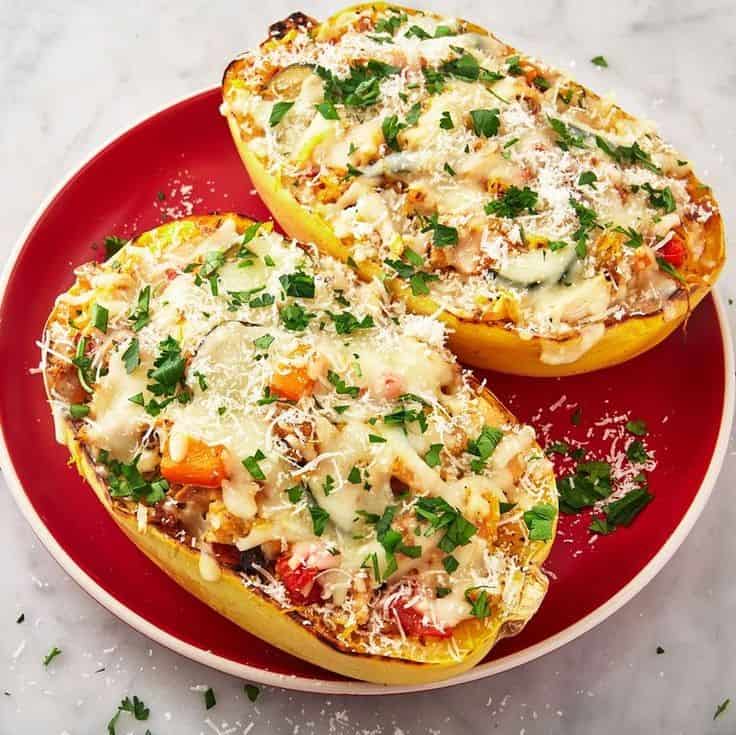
<box><xmin>41</xmin><ymin>213</ymin><xmax>557</xmax><ymax>684</ymax></box>
<box><xmin>222</xmin><ymin>4</ymin><xmax>725</xmax><ymax>376</ymax></box>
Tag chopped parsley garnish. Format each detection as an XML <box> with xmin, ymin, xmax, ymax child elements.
<box><xmin>467</xmin><ymin>426</ymin><xmax>503</xmax><ymax>472</ymax></box>
<box><xmin>439</xmin><ymin>111</ymin><xmax>454</xmax><ymax>129</ymax></box>
<box><xmin>322</xmin><ymin>475</ymin><xmax>336</xmax><ymax>496</ymax></box>
<box><xmin>422</xmin><ymin>67</ymin><xmax>446</xmax><ymax>94</ymax></box>
<box><xmin>242</xmin><ymin>450</ymin><xmax>266</xmax><ymax>481</ymax></box>
<box><xmin>256</xmin><ymin>387</ymin><xmax>281</xmax><ymax>406</ymax></box>
<box><xmin>656</xmin><ymin>257</ymin><xmax>687</xmax><ymax>285</ymax></box>
<box><xmin>523</xmin><ymin>503</ymin><xmax>557</xmax><ymax>541</ymax></box>
<box><xmin>546</xmin><ymin>440</ymin><xmax>569</xmax><ymax>456</ymax></box>
<box><xmin>287</xmin><ymin>484</ymin><xmax>304</xmax><ymax>503</ymax></box>
<box><xmin>440</xmin><ymin>51</ymin><xmax>480</xmax><ymax>80</ymax></box>
<box><xmin>382</xmin><ymin>114</ymin><xmax>405</xmax><ymax>151</ymax></box>
<box><xmin>122</xmin><ymin>338</ymin><xmax>140</xmax><ymax>375</ymax></box>
<box><xmin>547</xmin><ymin>116</ymin><xmax>586</xmax><ymax>151</ymax></box>
<box><xmin>443</xmin><ymin>162</ymin><xmax>456</xmax><ymax>176</ymax></box>
<box><xmin>361</xmin><ymin>505</ymin><xmax>422</xmax><ymax>578</ymax></box>
<box><xmin>626</xmin><ymin>419</ymin><xmax>648</xmax><ymax>436</ymax></box>
<box><xmin>69</xmin><ymin>403</ymin><xmax>89</xmax><ymax>419</ymax></box>
<box><xmin>253</xmin><ymin>334</ymin><xmax>274</xmax><ymax>352</ymax></box>
<box><xmin>245</xmin><ymin>684</ymin><xmax>260</xmax><ymax>702</ymax></box>
<box><xmin>465</xmin><ymin>587</ymin><xmax>492</xmax><ymax>619</ymax></box>
<box><xmin>595</xmin><ymin>136</ymin><xmax>661</xmax><ymax>173</ymax></box>
<box><xmin>578</xmin><ymin>171</ymin><xmax>598</xmax><ymax>188</ymax></box>
<box><xmin>436</xmin><ymin>586</ymin><xmax>451</xmax><ymax>598</ymax></box>
<box><xmin>626</xmin><ymin>439</ymin><xmax>649</xmax><ymax>464</ymax></box>
<box><xmin>193</xmin><ymin>371</ymin><xmax>208</xmax><ymax>391</ymax></box>
<box><xmin>548</xmin><ymin>240</ymin><xmax>568</xmax><ymax>251</ymax></box>
<box><xmin>405</xmin><ymin>24</ymin><xmax>431</xmax><ymax>39</ymax></box>
<box><xmin>424</xmin><ymin>443</ymin><xmax>443</xmax><ymax>468</ymax></box>
<box><xmin>240</xmin><ymin>222</ymin><xmax>261</xmax><ymax>246</ymax></box>
<box><xmin>309</xmin><ymin>505</ymin><xmax>330</xmax><ymax>536</ymax></box>
<box><xmin>197</xmin><ymin>250</ymin><xmax>225</xmax><ymax>295</ymax></box>
<box><xmin>569</xmin><ymin>197</ymin><xmax>599</xmax><ymax>258</ymax></box>
<box><xmin>248</xmin><ymin>291</ymin><xmax>275</xmax><ymax>308</ymax></box>
<box><xmin>108</xmin><ymin>695</ymin><xmax>150</xmax><ymax>734</ymax></box>
<box><xmin>279</xmin><ymin>271</ymin><xmax>315</xmax><ymax>298</ymax></box>
<box><xmin>421</xmin><ymin>213</ymin><xmax>458</xmax><ymax>247</ymax></box>
<box><xmin>571</xmin><ymin>407</ymin><xmax>582</xmax><ymax>425</ymax></box>
<box><xmin>280</xmin><ymin>303</ymin><xmax>315</xmax><ymax>331</ymax></box>
<box><xmin>317</xmin><ymin>60</ymin><xmax>399</xmax><ymax>109</ymax></box>
<box><xmin>128</xmin><ymin>393</ymin><xmax>145</xmax><ymax>406</ymax></box>
<box><xmin>485</xmin><ymin>186</ymin><xmax>538</xmax><ymax>218</ymax></box>
<box><xmin>328</xmin><ymin>311</ymin><xmax>374</xmax><ymax>335</ymax></box>
<box><xmin>469</xmin><ymin>108</ymin><xmax>500</xmax><ymax>137</ymax></box>
<box><xmin>532</xmin><ymin>75</ymin><xmax>551</xmax><ymax>91</ymax></box>
<box><xmin>613</xmin><ymin>225</ymin><xmax>643</xmax><ymax>249</ymax></box>
<box><xmin>384</xmin><ymin>254</ymin><xmax>440</xmax><ymax>296</ymax></box>
<box><xmin>104</xmin><ymin>235</ymin><xmax>126</xmax><ymax>259</ymax></box>
<box><xmin>405</xmin><ymin>23</ymin><xmax>455</xmax><ymax>40</ymax></box>
<box><xmin>204</xmin><ymin>688</ymin><xmax>216</xmax><ymax>710</ymax></box>
<box><xmin>347</xmin><ymin>466</ymin><xmax>362</xmax><ymax>484</ymax></box>
<box><xmin>129</xmin><ymin>286</ymin><xmax>151</xmax><ymax>331</ymax></box>
<box><xmin>442</xmin><ymin>555</ymin><xmax>459</xmax><ymax>573</ymax></box>
<box><xmin>714</xmin><ymin>699</ymin><xmax>730</xmax><ymax>720</ymax></box>
<box><xmin>383</xmin><ymin>404</ymin><xmax>427</xmax><ymax>434</ymax></box>
<box><xmin>147</xmin><ymin>336</ymin><xmax>186</xmax><ymax>401</ymax></box>
<box><xmin>316</xmin><ymin>101</ymin><xmax>339</xmax><ymax>120</ymax></box>
<box><xmin>368</xmin><ymin>433</ymin><xmax>387</xmax><ymax>443</ymax></box>
<box><xmin>405</xmin><ymin>102</ymin><xmax>422</xmax><ymax>126</ymax></box>
<box><xmin>415</xmin><ymin>497</ymin><xmax>476</xmax><ymax>552</ymax></box>
<box><xmin>43</xmin><ymin>646</ymin><xmax>62</xmax><ymax>666</ymax></box>
<box><xmin>604</xmin><ymin>486</ymin><xmax>652</xmax><ymax>527</ymax></box>
<box><xmin>505</xmin><ymin>55</ymin><xmax>523</xmax><ymax>75</ymax></box>
<box><xmin>91</xmin><ymin>303</ymin><xmax>109</xmax><ymax>333</ymax></box>
<box><xmin>499</xmin><ymin>501</ymin><xmax>517</xmax><ymax>514</ymax></box>
<box><xmin>641</xmin><ymin>183</ymin><xmax>676</xmax><ymax>213</ymax></box>
<box><xmin>327</xmin><ymin>370</ymin><xmax>360</xmax><ymax>398</ymax></box>
<box><xmin>103</xmin><ymin>454</ymin><xmax>169</xmax><ymax>505</ymax></box>
<box><xmin>591</xmin><ymin>55</ymin><xmax>609</xmax><ymax>67</ymax></box>
<box><xmin>374</xmin><ymin>10</ymin><xmax>406</xmax><ymax>36</ymax></box>
<box><xmin>269</xmin><ymin>101</ymin><xmax>294</xmax><ymax>126</ymax></box>
<box><xmin>72</xmin><ymin>337</ymin><xmax>95</xmax><ymax>392</ymax></box>
<box><xmin>557</xmin><ymin>461</ymin><xmax>612</xmax><ymax>513</ymax></box>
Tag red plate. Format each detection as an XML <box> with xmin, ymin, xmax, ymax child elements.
<box><xmin>0</xmin><ymin>89</ymin><xmax>732</xmax><ymax>694</ymax></box>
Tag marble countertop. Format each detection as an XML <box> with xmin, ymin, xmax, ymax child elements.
<box><xmin>2</xmin><ymin>0</ymin><xmax>736</xmax><ymax>732</ymax></box>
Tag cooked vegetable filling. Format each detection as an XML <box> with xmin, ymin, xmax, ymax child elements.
<box><xmin>42</xmin><ymin>215</ymin><xmax>556</xmax><ymax>660</ymax></box>
<box><xmin>222</xmin><ymin>5</ymin><xmax>720</xmax><ymax>364</ymax></box>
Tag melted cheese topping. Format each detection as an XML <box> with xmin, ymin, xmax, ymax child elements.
<box><xmin>224</xmin><ymin>6</ymin><xmax>717</xmax><ymax>362</ymax></box>
<box><xmin>43</xmin><ymin>214</ymin><xmax>555</xmax><ymax>646</ymax></box>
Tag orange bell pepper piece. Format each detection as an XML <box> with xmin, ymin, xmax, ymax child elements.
<box><xmin>270</xmin><ymin>366</ymin><xmax>314</xmax><ymax>402</ymax></box>
<box><xmin>161</xmin><ymin>436</ymin><xmax>226</xmax><ymax>487</ymax></box>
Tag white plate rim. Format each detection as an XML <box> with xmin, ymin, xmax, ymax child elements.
<box><xmin>0</xmin><ymin>87</ymin><xmax>733</xmax><ymax>696</ymax></box>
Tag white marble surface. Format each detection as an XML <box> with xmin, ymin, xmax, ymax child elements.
<box><xmin>2</xmin><ymin>0</ymin><xmax>736</xmax><ymax>732</ymax></box>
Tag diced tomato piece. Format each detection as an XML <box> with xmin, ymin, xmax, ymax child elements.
<box><xmin>275</xmin><ymin>553</ymin><xmax>322</xmax><ymax>605</ymax></box>
<box><xmin>392</xmin><ymin>599</ymin><xmax>452</xmax><ymax>640</ymax></box>
<box><xmin>660</xmin><ymin>235</ymin><xmax>686</xmax><ymax>268</ymax></box>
